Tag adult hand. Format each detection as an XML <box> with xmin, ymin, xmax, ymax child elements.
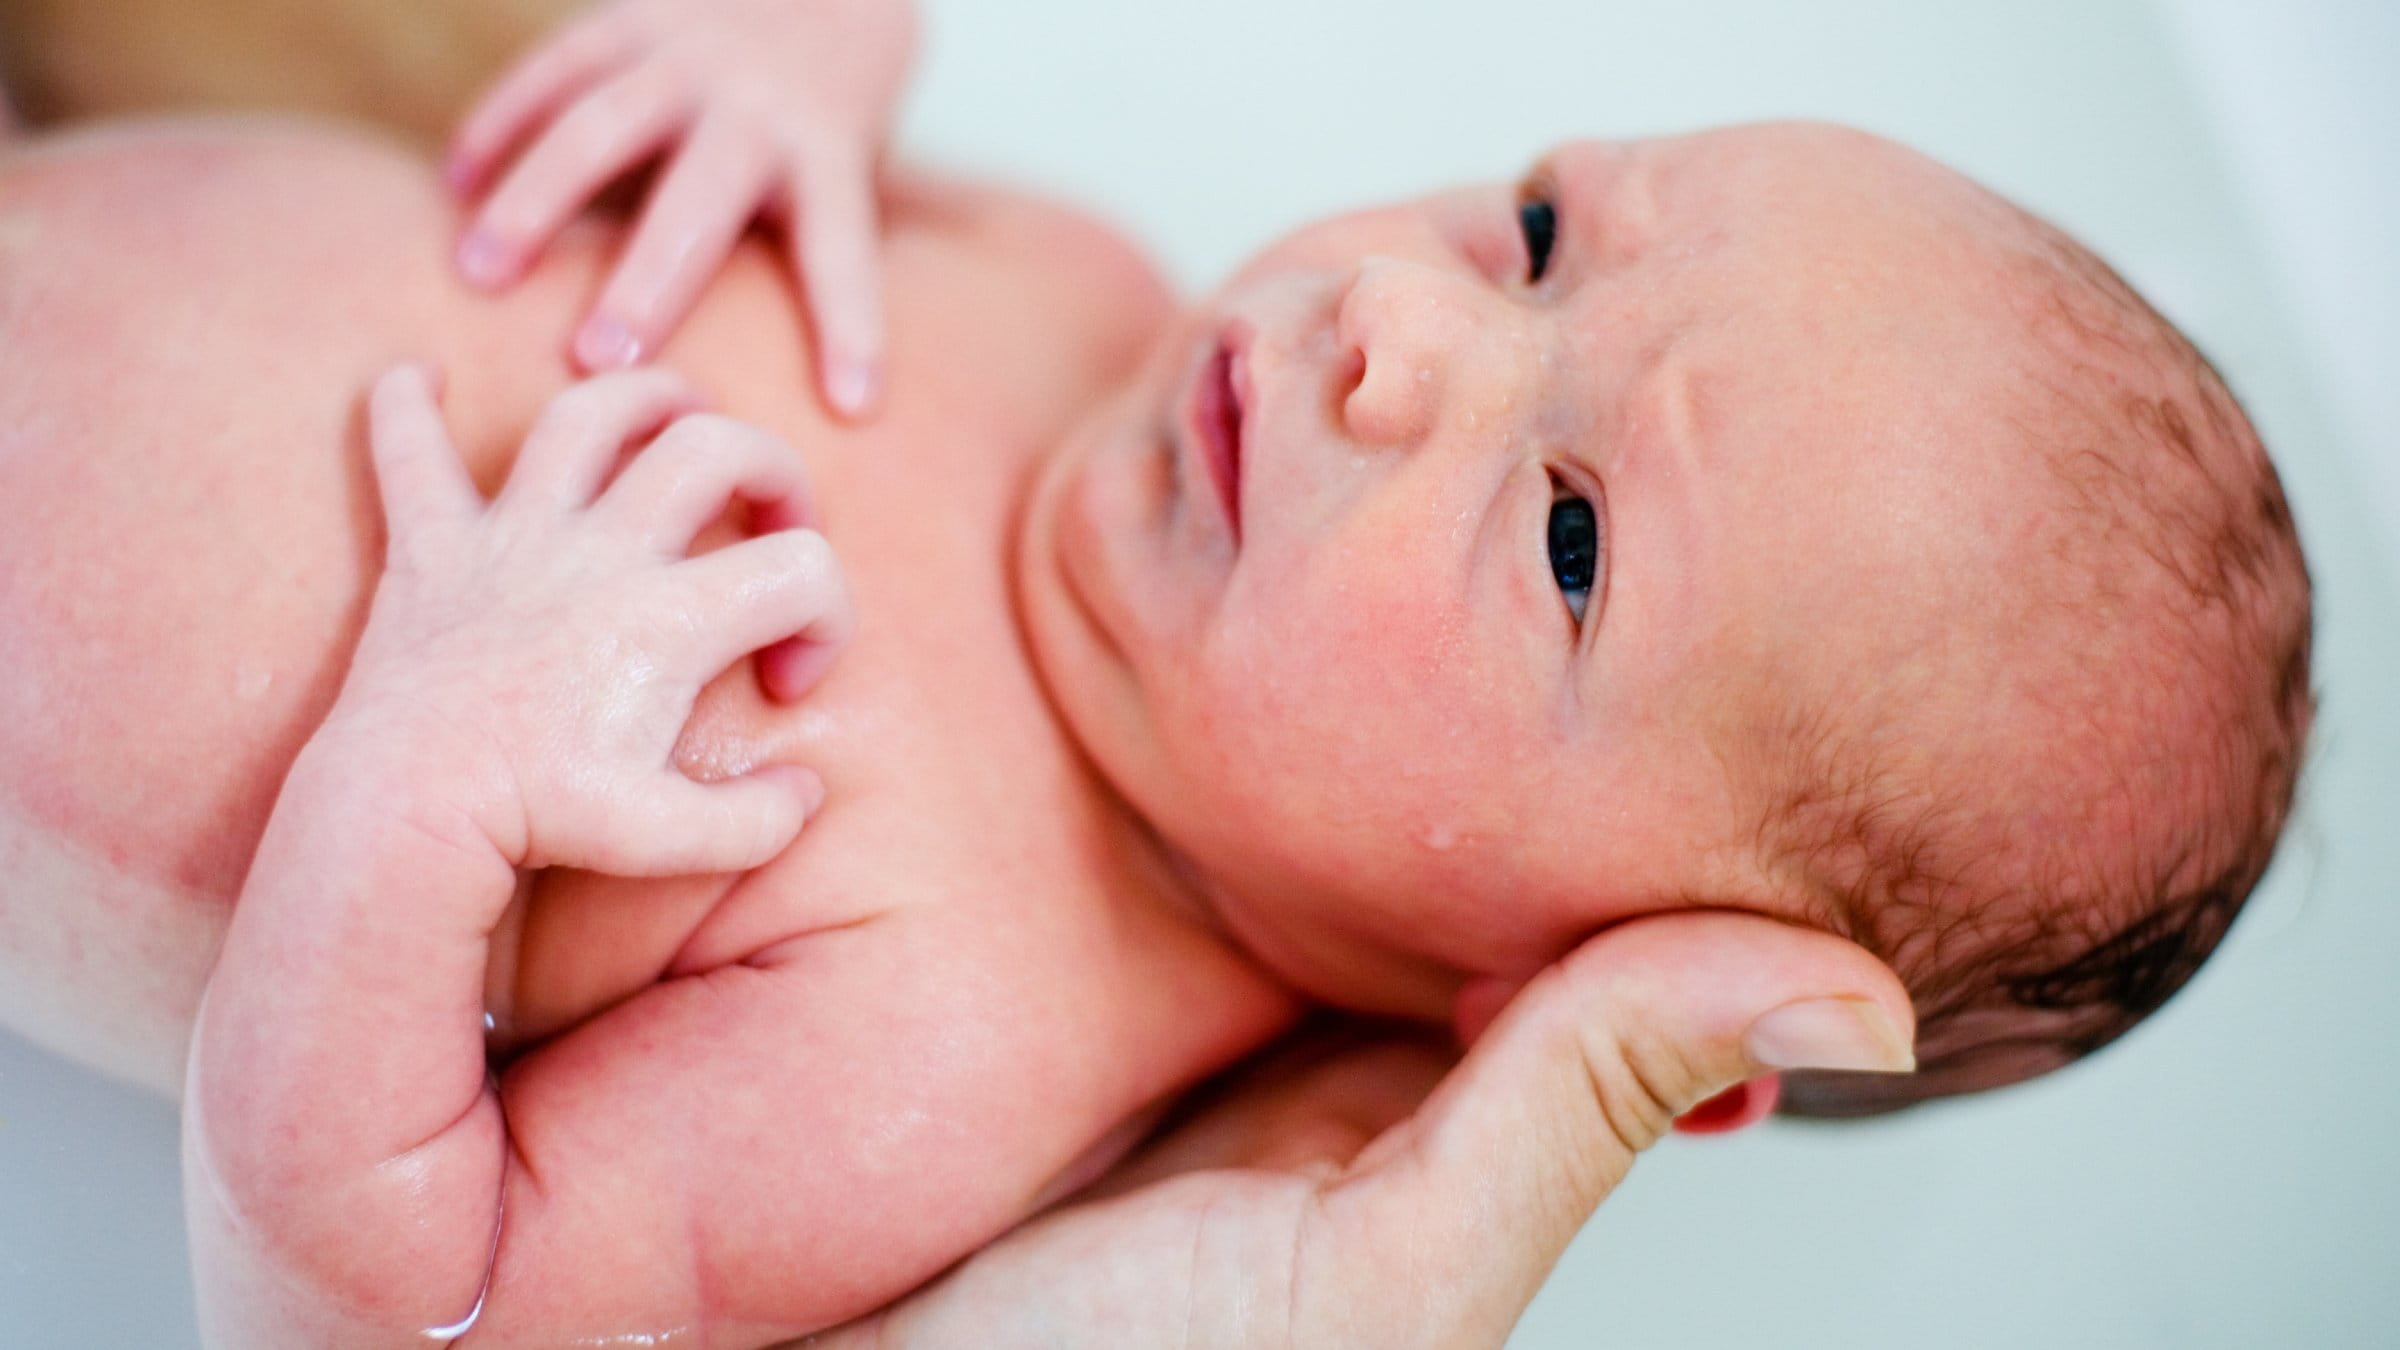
<box><xmin>812</xmin><ymin>912</ymin><xmax>1915</xmax><ymax>1348</ymax></box>
<box><xmin>446</xmin><ymin>0</ymin><xmax>917</xmax><ymax>418</ymax></box>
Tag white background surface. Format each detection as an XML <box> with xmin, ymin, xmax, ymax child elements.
<box><xmin>4</xmin><ymin>2</ymin><xmax>2395</xmax><ymax>1346</ymax></box>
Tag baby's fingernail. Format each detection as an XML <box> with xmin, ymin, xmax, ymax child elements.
<box><xmin>824</xmin><ymin>354</ymin><xmax>877</xmax><ymax>419</ymax></box>
<box><xmin>1745</xmin><ymin>997</ymin><xmax>1915</xmax><ymax>1074</ymax></box>
<box><xmin>456</xmin><ymin>231</ymin><xmax>512</xmax><ymax>289</ymax></box>
<box><xmin>575</xmin><ymin>315</ymin><xmax>644</xmax><ymax>371</ymax></box>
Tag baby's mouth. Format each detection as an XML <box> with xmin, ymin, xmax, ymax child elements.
<box><xmin>1189</xmin><ymin>331</ymin><xmax>1246</xmax><ymax>544</ymax></box>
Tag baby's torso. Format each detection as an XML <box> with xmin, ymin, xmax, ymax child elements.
<box><xmin>0</xmin><ymin>120</ymin><xmax>1296</xmax><ymax>1183</ymax></box>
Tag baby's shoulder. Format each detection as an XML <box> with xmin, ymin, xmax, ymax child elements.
<box><xmin>885</xmin><ymin>168</ymin><xmax>1177</xmax><ymax>366</ymax></box>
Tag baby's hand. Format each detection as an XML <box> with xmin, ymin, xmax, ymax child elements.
<box><xmin>445</xmin><ymin>0</ymin><xmax>918</xmax><ymax>418</ymax></box>
<box><xmin>336</xmin><ymin>365</ymin><xmax>853</xmax><ymax>877</ymax></box>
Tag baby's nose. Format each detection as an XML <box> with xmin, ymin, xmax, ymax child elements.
<box><xmin>1336</xmin><ymin>256</ymin><xmax>1517</xmax><ymax>448</ymax></box>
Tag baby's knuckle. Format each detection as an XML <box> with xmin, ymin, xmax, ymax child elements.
<box><xmin>632</xmin><ymin>592</ymin><xmax>705</xmax><ymax>648</ymax></box>
<box><xmin>546</xmin><ymin>377</ymin><xmax>622</xmax><ymax>429</ymax></box>
<box><xmin>641</xmin><ymin>415</ymin><xmax>742</xmax><ymax>481</ymax></box>
<box><xmin>657</xmin><ymin>410</ymin><xmax>747</xmax><ymax>454</ymax></box>
<box><xmin>561</xmin><ymin>368</ymin><xmax>671</xmax><ymax>423</ymax></box>
<box><xmin>548</xmin><ymin>113</ymin><xmax>619</xmax><ymax>168</ymax></box>
<box><xmin>559</xmin><ymin>88</ymin><xmax>651</xmax><ymax>158</ymax></box>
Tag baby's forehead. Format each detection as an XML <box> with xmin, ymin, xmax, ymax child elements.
<box><xmin>1555</xmin><ymin>121</ymin><xmax>1986</xmax><ymax>206</ymax></box>
<box><xmin>1535</xmin><ymin>125</ymin><xmax>2048</xmax><ymax>430</ymax></box>
<box><xmin>1536</xmin><ymin>122</ymin><xmax>2035</xmax><ymax>287</ymax></box>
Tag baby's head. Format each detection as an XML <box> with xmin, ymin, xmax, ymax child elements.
<box><xmin>1022</xmin><ymin>121</ymin><xmax>2312</xmax><ymax>1113</ymax></box>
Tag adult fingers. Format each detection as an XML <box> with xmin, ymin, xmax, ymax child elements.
<box><xmin>594</xmin><ymin>411</ymin><xmax>813</xmax><ymax>556</ymax></box>
<box><xmin>445</xmin><ymin>11</ymin><xmax>639</xmax><ymax>197</ymax></box>
<box><xmin>455</xmin><ymin>60</ymin><xmax>689</xmax><ymax>291</ymax></box>
<box><xmin>1315</xmin><ymin>912</ymin><xmax>1915</xmax><ymax>1341</ymax></box>
<box><xmin>573</xmin><ymin>119</ymin><xmax>777</xmax><ymax>372</ymax></box>
<box><xmin>786</xmin><ymin>151</ymin><xmax>887</xmax><ymax>420</ymax></box>
<box><xmin>366</xmin><ymin>366</ymin><xmax>481</xmax><ymax>557</ymax></box>
<box><xmin>500</xmin><ymin>368</ymin><xmax>703</xmax><ymax>515</ymax></box>
<box><xmin>665</xmin><ymin>527</ymin><xmax>853</xmax><ymax>693</ymax></box>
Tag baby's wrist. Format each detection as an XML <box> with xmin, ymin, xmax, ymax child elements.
<box><xmin>296</xmin><ymin>698</ymin><xmax>529</xmax><ymax>867</ymax></box>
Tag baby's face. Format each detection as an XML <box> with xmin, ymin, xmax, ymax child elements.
<box><xmin>1023</xmin><ymin>123</ymin><xmax>2066</xmax><ymax>1016</ymax></box>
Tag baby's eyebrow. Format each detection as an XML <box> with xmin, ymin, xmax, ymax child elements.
<box><xmin>1535</xmin><ymin>141</ymin><xmax>1665</xmax><ymax>274</ymax></box>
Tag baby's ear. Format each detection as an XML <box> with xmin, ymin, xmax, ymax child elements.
<box><xmin>1671</xmin><ymin>1074</ymin><xmax>1781</xmax><ymax>1135</ymax></box>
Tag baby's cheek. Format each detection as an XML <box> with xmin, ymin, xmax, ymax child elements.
<box><xmin>1224</xmin><ymin>587</ymin><xmax>1501</xmax><ymax>809</ymax></box>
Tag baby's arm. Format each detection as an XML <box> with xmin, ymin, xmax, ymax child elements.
<box><xmin>181</xmin><ymin>368</ymin><xmax>850</xmax><ymax>1347</ymax></box>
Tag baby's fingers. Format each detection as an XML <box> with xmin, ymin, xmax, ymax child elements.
<box><xmin>575</xmin><ymin>120</ymin><xmax>777</xmax><ymax>372</ymax></box>
<box><xmin>668</xmin><ymin>528</ymin><xmax>853</xmax><ymax>699</ymax></box>
<box><xmin>366</xmin><ymin>367</ymin><xmax>480</xmax><ymax>556</ymax></box>
<box><xmin>787</xmin><ymin>153</ymin><xmax>887</xmax><ymax>420</ymax></box>
<box><xmin>596</xmin><ymin>411</ymin><xmax>813</xmax><ymax>555</ymax></box>
<box><xmin>457</xmin><ymin>61</ymin><xmax>689</xmax><ymax>291</ymax></box>
<box><xmin>503</xmin><ymin>367</ymin><xmax>703</xmax><ymax>515</ymax></box>
<box><xmin>447</xmin><ymin>11</ymin><xmax>639</xmax><ymax>196</ymax></box>
<box><xmin>615</xmin><ymin>765</ymin><xmax>825</xmax><ymax>876</ymax></box>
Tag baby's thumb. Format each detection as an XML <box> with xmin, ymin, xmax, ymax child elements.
<box><xmin>631</xmin><ymin>765</ymin><xmax>826</xmax><ymax>876</ymax></box>
<box><xmin>1318</xmin><ymin>912</ymin><xmax>1913</xmax><ymax>1341</ymax></box>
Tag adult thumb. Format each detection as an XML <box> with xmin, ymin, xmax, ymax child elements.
<box><xmin>1311</xmin><ymin>910</ymin><xmax>1914</xmax><ymax>1343</ymax></box>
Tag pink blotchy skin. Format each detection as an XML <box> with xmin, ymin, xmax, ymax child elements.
<box><xmin>0</xmin><ymin>117</ymin><xmax>2083</xmax><ymax>1342</ymax></box>
<box><xmin>0</xmin><ymin>119</ymin><xmax>1293</xmax><ymax>1341</ymax></box>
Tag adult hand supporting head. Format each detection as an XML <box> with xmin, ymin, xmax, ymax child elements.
<box><xmin>811</xmin><ymin>912</ymin><xmax>1915</xmax><ymax>1349</ymax></box>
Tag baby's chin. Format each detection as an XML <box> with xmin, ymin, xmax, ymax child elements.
<box><xmin>1183</xmin><ymin>845</ymin><xmax>1565</xmax><ymax>1025</ymax></box>
<box><xmin>1212</xmin><ymin>894</ymin><xmax>1472</xmax><ymax>1023</ymax></box>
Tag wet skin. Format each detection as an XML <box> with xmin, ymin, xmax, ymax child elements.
<box><xmin>1025</xmin><ymin>123</ymin><xmax>2069</xmax><ymax>1018</ymax></box>
<box><xmin>1</xmin><ymin>118</ymin><xmax>2058</xmax><ymax>1341</ymax></box>
<box><xmin>0</xmin><ymin>118</ymin><xmax>1293</xmax><ymax>1340</ymax></box>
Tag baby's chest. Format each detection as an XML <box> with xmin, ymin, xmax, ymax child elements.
<box><xmin>495</xmin><ymin>799</ymin><xmax>1223</xmax><ymax>1223</ymax></box>
<box><xmin>493</xmin><ymin>612</ymin><xmax>1106</xmax><ymax>1050</ymax></box>
<box><xmin>494</xmin><ymin>801</ymin><xmax>1065</xmax><ymax>1049</ymax></box>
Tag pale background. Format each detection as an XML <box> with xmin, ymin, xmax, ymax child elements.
<box><xmin>3</xmin><ymin>1</ymin><xmax>2394</xmax><ymax>1345</ymax></box>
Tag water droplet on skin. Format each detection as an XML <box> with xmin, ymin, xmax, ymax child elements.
<box><xmin>235</xmin><ymin>665</ymin><xmax>272</xmax><ymax>700</ymax></box>
<box><xmin>1425</xmin><ymin>822</ymin><xmax>1459</xmax><ymax>851</ymax></box>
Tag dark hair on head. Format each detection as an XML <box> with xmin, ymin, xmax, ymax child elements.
<box><xmin>1766</xmin><ymin>212</ymin><xmax>2315</xmax><ymax>1118</ymax></box>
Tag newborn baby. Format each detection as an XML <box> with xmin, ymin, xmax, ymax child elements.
<box><xmin>1030</xmin><ymin>125</ymin><xmax>2314</xmax><ymax>1119</ymax></box>
<box><xmin>0</xmin><ymin>12</ymin><xmax>2309</xmax><ymax>1350</ymax></box>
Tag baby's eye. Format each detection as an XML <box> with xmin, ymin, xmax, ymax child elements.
<box><xmin>1518</xmin><ymin>197</ymin><xmax>1557</xmax><ymax>284</ymax></box>
<box><xmin>1547</xmin><ymin>487</ymin><xmax>1600</xmax><ymax>626</ymax></box>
